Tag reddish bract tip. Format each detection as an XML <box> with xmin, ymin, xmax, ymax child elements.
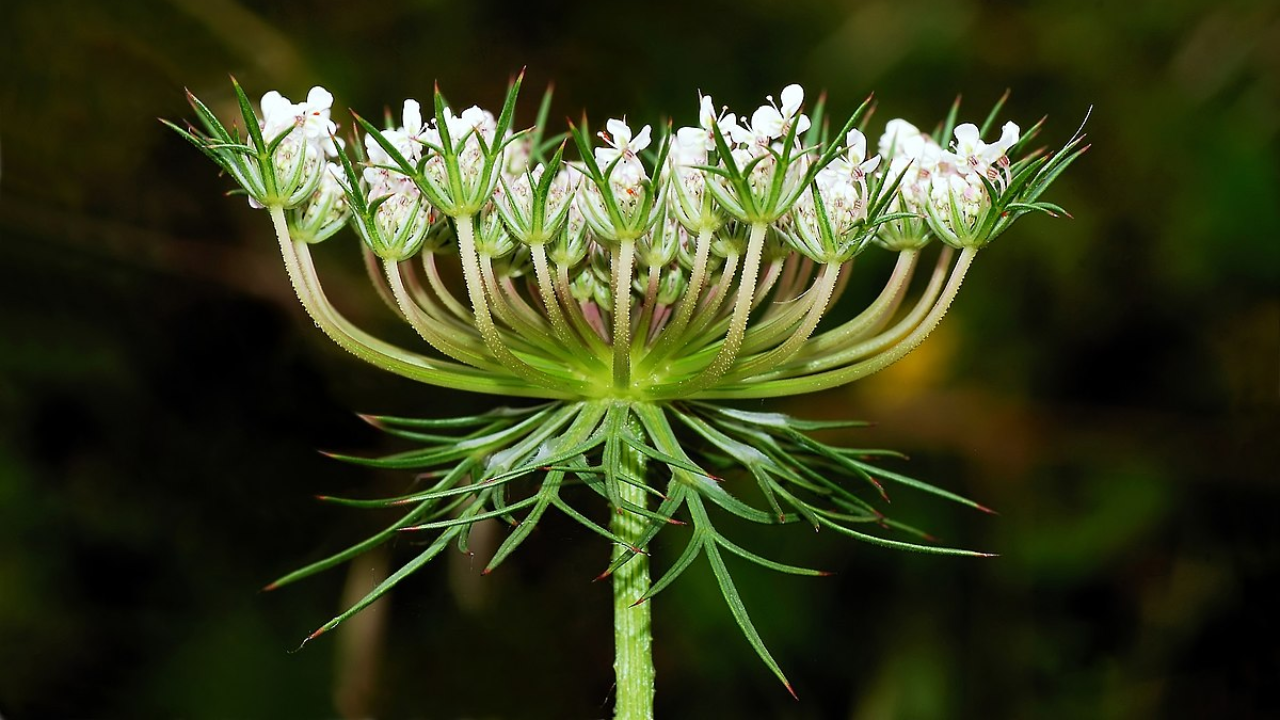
<box><xmin>922</xmin><ymin>533</ymin><xmax>940</xmax><ymax>543</ymax></box>
<box><xmin>869</xmin><ymin>477</ymin><xmax>890</xmax><ymax>503</ymax></box>
<box><xmin>784</xmin><ymin>681</ymin><xmax>799</xmax><ymax>701</ymax></box>
<box><xmin>977</xmin><ymin>552</ymin><xmax>1000</xmax><ymax>558</ymax></box>
<box><xmin>668</xmin><ymin>518</ymin><xmax>687</xmax><ymax>526</ymax></box>
<box><xmin>317</xmin><ymin>450</ymin><xmax>337</xmax><ymax>459</ymax></box>
<box><xmin>262</xmin><ymin>582</ymin><xmax>279</xmax><ymax>592</ymax></box>
<box><xmin>307</xmin><ymin>627</ymin><xmax>327</xmax><ymax>642</ymax></box>
<box><xmin>356</xmin><ymin>413</ymin><xmax>383</xmax><ymax>428</ymax></box>
<box><xmin>481</xmin><ymin>567</ymin><xmax>493</xmax><ymax>576</ymax></box>
<box><xmin>976</xmin><ymin>504</ymin><xmax>1000</xmax><ymax>516</ymax></box>
<box><xmin>592</xmin><ymin>570</ymin><xmax>612</xmax><ymax>583</ymax></box>
<box><xmin>629</xmin><ymin>597</ymin><xmax>648</xmax><ymax>608</ymax></box>
<box><xmin>817</xmin><ymin>571</ymin><xmax>836</xmax><ymax>577</ymax></box>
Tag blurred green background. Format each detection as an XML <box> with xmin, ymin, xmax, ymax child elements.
<box><xmin>1</xmin><ymin>0</ymin><xmax>1277</xmax><ymax>717</ymax></box>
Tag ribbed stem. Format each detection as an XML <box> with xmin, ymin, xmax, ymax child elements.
<box><xmin>612</xmin><ymin>409</ymin><xmax>654</xmax><ymax>720</ymax></box>
<box><xmin>530</xmin><ymin>243</ymin><xmax>584</xmax><ymax>354</ymax></box>
<box><xmin>653</xmin><ymin>222</ymin><xmax>766</xmax><ymax>397</ymax></box>
<box><xmin>636</xmin><ymin>226</ymin><xmax>712</xmax><ymax>373</ymax></box>
<box><xmin>612</xmin><ymin>240</ymin><xmax>636</xmax><ymax>390</ymax></box>
<box><xmin>267</xmin><ymin>206</ymin><xmax>559</xmax><ymax>397</ymax></box>
<box><xmin>699</xmin><ymin>246</ymin><xmax>979</xmax><ymax>398</ymax></box>
<box><xmin>454</xmin><ymin>214</ymin><xmax>587</xmax><ymax>394</ymax></box>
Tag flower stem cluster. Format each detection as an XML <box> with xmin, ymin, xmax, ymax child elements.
<box><xmin>171</xmin><ymin>77</ymin><xmax>1085</xmax><ymax>403</ymax></box>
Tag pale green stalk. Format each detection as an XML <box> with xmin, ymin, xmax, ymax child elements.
<box><xmin>651</xmin><ymin>222</ymin><xmax>767</xmax><ymax>397</ymax></box>
<box><xmin>726</xmin><ymin>261</ymin><xmax>842</xmax><ymax>379</ymax></box>
<box><xmin>698</xmin><ymin>247</ymin><xmax>979</xmax><ymax>398</ymax></box>
<box><xmin>803</xmin><ymin>249</ymin><xmax>922</xmax><ymax>353</ymax></box>
<box><xmin>422</xmin><ymin>252</ymin><xmax>475</xmax><ymax>322</ymax></box>
<box><xmin>383</xmin><ymin>261</ymin><xmax>501</xmax><ymax>370</ymax></box>
<box><xmin>269</xmin><ymin>206</ymin><xmax>561</xmax><ymax>398</ymax></box>
<box><xmin>612</xmin><ymin>240</ymin><xmax>637</xmax><ymax>391</ymax></box>
<box><xmin>770</xmin><ymin>245</ymin><xmax>955</xmax><ymax>378</ymax></box>
<box><xmin>612</xmin><ymin>408</ymin><xmax>655</xmax><ymax>720</ymax></box>
<box><xmin>454</xmin><ymin>214</ymin><xmax>591</xmax><ymax>395</ymax></box>
<box><xmin>636</xmin><ymin>226</ymin><xmax>712</xmax><ymax>373</ymax></box>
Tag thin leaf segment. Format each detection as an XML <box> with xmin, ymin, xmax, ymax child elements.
<box><xmin>268</xmin><ymin>400</ymin><xmax>992</xmax><ymax>688</ymax></box>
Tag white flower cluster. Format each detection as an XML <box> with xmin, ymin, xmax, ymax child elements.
<box><xmin>251</xmin><ymin>86</ymin><xmax>342</xmax><ymax>211</ymax></box>
<box><xmin>878</xmin><ymin>118</ymin><xmax>1020</xmax><ymax>239</ymax></box>
<box><xmin>244</xmin><ymin>82</ymin><xmax>1028</xmax><ymax>259</ymax></box>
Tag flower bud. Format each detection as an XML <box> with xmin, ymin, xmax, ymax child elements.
<box><xmin>288</xmin><ymin>163</ymin><xmax>349</xmax><ymax>243</ymax></box>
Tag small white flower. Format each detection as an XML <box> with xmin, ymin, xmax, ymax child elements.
<box><xmin>596</xmin><ymin>118</ymin><xmax>652</xmax><ymax>187</ymax></box>
<box><xmin>362</xmin><ymin>99</ymin><xmax>430</xmax><ymax>198</ymax></box>
<box><xmin>260</xmin><ymin>87</ymin><xmax>338</xmax><ymax>156</ymax></box>
<box><xmin>732</xmin><ymin>84</ymin><xmax>810</xmax><ymax>148</ymax></box>
<box><xmin>948</xmin><ymin>121</ymin><xmax>1020</xmax><ymax>177</ymax></box>
<box><xmin>821</xmin><ymin>129</ymin><xmax>881</xmax><ymax>188</ymax></box>
<box><xmin>878</xmin><ymin>118</ymin><xmax>934</xmax><ymax>166</ymax></box>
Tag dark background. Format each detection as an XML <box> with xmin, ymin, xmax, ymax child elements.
<box><xmin>1</xmin><ymin>0</ymin><xmax>1277</xmax><ymax>718</ymax></box>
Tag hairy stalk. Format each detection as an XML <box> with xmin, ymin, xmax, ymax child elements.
<box><xmin>399</xmin><ymin>260</ymin><xmax>478</xmax><ymax>334</ymax></box>
<box><xmin>422</xmin><ymin>252</ymin><xmax>474</xmax><ymax>322</ymax></box>
<box><xmin>654</xmin><ymin>222</ymin><xmax>766</xmax><ymax>397</ymax></box>
<box><xmin>530</xmin><ymin>242</ymin><xmax>590</xmax><ymax>357</ymax></box>
<box><xmin>612</xmin><ymin>408</ymin><xmax>654</xmax><ymax>720</ymax></box>
<box><xmin>455</xmin><ymin>214</ymin><xmax>589</xmax><ymax>394</ymax></box>
<box><xmin>701</xmin><ymin>246</ymin><xmax>979</xmax><ymax>398</ymax></box>
<box><xmin>637</xmin><ymin>226</ymin><xmax>712</xmax><ymax>372</ymax></box>
<box><xmin>612</xmin><ymin>240</ymin><xmax>636</xmax><ymax>390</ymax></box>
<box><xmin>269</xmin><ymin>206</ymin><xmax>557</xmax><ymax>397</ymax></box>
<box><xmin>726</xmin><ymin>261</ymin><xmax>842</xmax><ymax>379</ymax></box>
<box><xmin>803</xmin><ymin>249</ymin><xmax>921</xmax><ymax>352</ymax></box>
<box><xmin>384</xmin><ymin>261</ymin><xmax>498</xmax><ymax>370</ymax></box>
<box><xmin>362</xmin><ymin>244</ymin><xmax>401</xmax><ymax>315</ymax></box>
<box><xmin>558</xmin><ymin>263</ymin><xmax>611</xmax><ymax>352</ymax></box>
<box><xmin>771</xmin><ymin>245</ymin><xmax>954</xmax><ymax>378</ymax></box>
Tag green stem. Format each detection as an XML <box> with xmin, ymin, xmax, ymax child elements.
<box><xmin>636</xmin><ymin>226</ymin><xmax>712</xmax><ymax>374</ymax></box>
<box><xmin>612</xmin><ymin>408</ymin><xmax>654</xmax><ymax>720</ymax></box>
<box><xmin>267</xmin><ymin>206</ymin><xmax>560</xmax><ymax>398</ymax></box>
<box><xmin>612</xmin><ymin>240</ymin><xmax>636</xmax><ymax>390</ymax></box>
<box><xmin>454</xmin><ymin>214</ymin><xmax>589</xmax><ymax>394</ymax></box>
<box><xmin>698</xmin><ymin>246</ymin><xmax>979</xmax><ymax>398</ymax></box>
<box><xmin>651</xmin><ymin>222</ymin><xmax>766</xmax><ymax>397</ymax></box>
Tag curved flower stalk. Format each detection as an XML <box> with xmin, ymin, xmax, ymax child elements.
<box><xmin>171</xmin><ymin>75</ymin><xmax>1085</xmax><ymax>718</ymax></box>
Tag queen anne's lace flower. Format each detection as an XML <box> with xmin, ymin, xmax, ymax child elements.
<box><xmin>244</xmin><ymin>86</ymin><xmax>340</xmax><ymax>209</ymax></box>
<box><xmin>172</xmin><ymin>77</ymin><xmax>1085</xmax><ymax>719</ymax></box>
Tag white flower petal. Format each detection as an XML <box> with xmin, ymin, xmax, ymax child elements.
<box><xmin>780</xmin><ymin>84</ymin><xmax>804</xmax><ymax>117</ymax></box>
<box><xmin>403</xmin><ymin>99</ymin><xmax>422</xmax><ymax>135</ymax></box>
<box><xmin>953</xmin><ymin>123</ymin><xmax>981</xmax><ymax>153</ymax></box>
<box><xmin>306</xmin><ymin>86</ymin><xmax>334</xmax><ymax>112</ymax></box>
<box><xmin>752</xmin><ymin>105</ymin><xmax>783</xmax><ymax>138</ymax></box>
<box><xmin>631</xmin><ymin>124</ymin><xmax>652</xmax><ymax>152</ymax></box>
<box><xmin>606</xmin><ymin>118</ymin><xmax>632</xmax><ymax>146</ymax></box>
